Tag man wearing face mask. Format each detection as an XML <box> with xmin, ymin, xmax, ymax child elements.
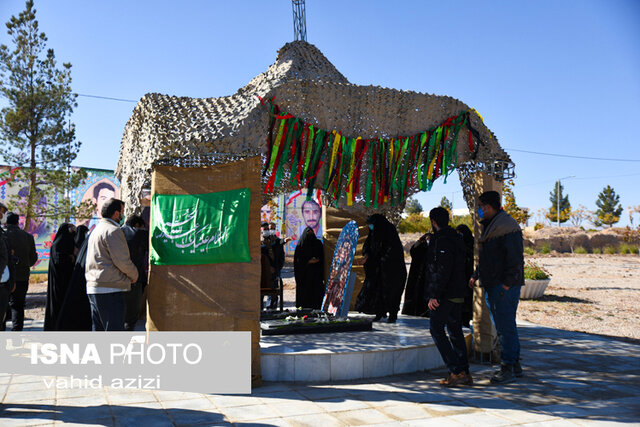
<box><xmin>469</xmin><ymin>191</ymin><xmax>524</xmax><ymax>384</ymax></box>
<box><xmin>85</xmin><ymin>198</ymin><xmax>138</xmax><ymax>331</ymax></box>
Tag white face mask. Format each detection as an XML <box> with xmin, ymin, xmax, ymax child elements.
<box><xmin>0</xmin><ymin>211</ymin><xmax>6</xmax><ymax>225</ymax></box>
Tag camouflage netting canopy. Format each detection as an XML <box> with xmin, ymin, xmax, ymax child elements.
<box><xmin>117</xmin><ymin>41</ymin><xmax>513</xmax><ymax>217</ymax></box>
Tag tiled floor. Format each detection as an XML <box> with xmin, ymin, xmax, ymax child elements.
<box><xmin>2</xmin><ymin>320</ymin><xmax>639</xmax><ymax>426</ymax></box>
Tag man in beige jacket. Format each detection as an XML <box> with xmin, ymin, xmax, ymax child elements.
<box><xmin>85</xmin><ymin>198</ymin><xmax>138</xmax><ymax>331</ymax></box>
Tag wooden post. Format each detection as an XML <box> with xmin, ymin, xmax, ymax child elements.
<box><xmin>472</xmin><ymin>172</ymin><xmax>502</xmax><ymax>355</ymax></box>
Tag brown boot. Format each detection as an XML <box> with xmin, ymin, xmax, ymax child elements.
<box><xmin>440</xmin><ymin>371</ymin><xmax>473</xmax><ymax>387</ymax></box>
<box><xmin>439</xmin><ymin>373</ymin><xmax>455</xmax><ymax>386</ymax></box>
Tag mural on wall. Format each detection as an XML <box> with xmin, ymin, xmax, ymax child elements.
<box><xmin>3</xmin><ymin>166</ymin><xmax>323</xmax><ymax>272</ymax></box>
<box><xmin>0</xmin><ymin>166</ymin><xmax>120</xmax><ymax>273</ymax></box>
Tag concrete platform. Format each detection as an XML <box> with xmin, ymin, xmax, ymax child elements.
<box><xmin>260</xmin><ymin>314</ymin><xmax>468</xmax><ymax>382</ymax></box>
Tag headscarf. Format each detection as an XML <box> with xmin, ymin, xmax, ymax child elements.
<box><xmin>50</xmin><ymin>223</ymin><xmax>76</xmax><ymax>261</ymax></box>
<box><xmin>456</xmin><ymin>224</ymin><xmax>474</xmax><ymax>248</ymax></box>
<box><xmin>74</xmin><ymin>225</ymin><xmax>89</xmax><ymax>250</ymax></box>
<box><xmin>364</xmin><ymin>214</ymin><xmax>394</xmax><ymax>257</ymax></box>
<box><xmin>297</xmin><ymin>226</ymin><xmax>317</xmax><ymax>247</ymax></box>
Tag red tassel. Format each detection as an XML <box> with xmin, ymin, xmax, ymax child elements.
<box><xmin>468</xmin><ymin>129</ymin><xmax>474</xmax><ymax>151</ymax></box>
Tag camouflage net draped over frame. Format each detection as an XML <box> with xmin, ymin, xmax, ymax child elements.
<box><xmin>117</xmin><ymin>41</ymin><xmax>511</xmax><ymax>219</ymax></box>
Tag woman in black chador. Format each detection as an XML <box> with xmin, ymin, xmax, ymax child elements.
<box><xmin>56</xmin><ymin>229</ymin><xmax>93</xmax><ymax>331</ymax></box>
<box><xmin>44</xmin><ymin>223</ymin><xmax>76</xmax><ymax>331</ymax></box>
<box><xmin>294</xmin><ymin>227</ymin><xmax>325</xmax><ymax>309</ymax></box>
<box><xmin>456</xmin><ymin>224</ymin><xmax>475</xmax><ymax>327</ymax></box>
<box><xmin>355</xmin><ymin>214</ymin><xmax>407</xmax><ymax>323</ymax></box>
<box><xmin>401</xmin><ymin>232</ymin><xmax>434</xmax><ymax>317</ymax></box>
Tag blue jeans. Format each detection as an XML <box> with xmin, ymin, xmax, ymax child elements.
<box><xmin>429</xmin><ymin>299</ymin><xmax>469</xmax><ymax>374</ymax></box>
<box><xmin>484</xmin><ymin>285</ymin><xmax>521</xmax><ymax>365</ymax></box>
<box><xmin>88</xmin><ymin>292</ymin><xmax>125</xmax><ymax>331</ymax></box>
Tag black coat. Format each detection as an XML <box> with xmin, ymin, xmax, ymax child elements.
<box><xmin>121</xmin><ymin>225</ymin><xmax>149</xmax><ymax>287</ymax></box>
<box><xmin>5</xmin><ymin>224</ymin><xmax>38</xmax><ymax>282</ymax></box>
<box><xmin>425</xmin><ymin>226</ymin><xmax>467</xmax><ymax>301</ymax></box>
<box><xmin>401</xmin><ymin>236</ymin><xmax>433</xmax><ymax>316</ymax></box>
<box><xmin>44</xmin><ymin>223</ymin><xmax>76</xmax><ymax>331</ymax></box>
<box><xmin>476</xmin><ymin>211</ymin><xmax>524</xmax><ymax>289</ymax></box>
<box><xmin>294</xmin><ymin>227</ymin><xmax>325</xmax><ymax>309</ymax></box>
<box><xmin>56</xmin><ymin>232</ymin><xmax>92</xmax><ymax>331</ymax></box>
<box><xmin>355</xmin><ymin>214</ymin><xmax>407</xmax><ymax>315</ymax></box>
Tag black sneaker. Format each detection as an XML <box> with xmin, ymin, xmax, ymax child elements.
<box><xmin>514</xmin><ymin>361</ymin><xmax>523</xmax><ymax>377</ymax></box>
<box><xmin>490</xmin><ymin>364</ymin><xmax>516</xmax><ymax>384</ymax></box>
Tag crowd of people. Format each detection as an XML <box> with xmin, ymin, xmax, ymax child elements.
<box><xmin>0</xmin><ymin>198</ymin><xmax>148</xmax><ymax>332</ymax></box>
<box><xmin>3</xmin><ymin>189</ymin><xmax>524</xmax><ymax>386</ymax></box>
<box><xmin>283</xmin><ymin>190</ymin><xmax>524</xmax><ymax>387</ymax></box>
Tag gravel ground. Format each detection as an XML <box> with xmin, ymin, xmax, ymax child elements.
<box><xmin>22</xmin><ymin>254</ymin><xmax>640</xmax><ymax>343</ymax></box>
<box><xmin>518</xmin><ymin>254</ymin><xmax>640</xmax><ymax>342</ymax></box>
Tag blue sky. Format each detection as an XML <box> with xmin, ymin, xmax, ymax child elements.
<box><xmin>1</xmin><ymin>0</ymin><xmax>639</xmax><ymax>226</ymax></box>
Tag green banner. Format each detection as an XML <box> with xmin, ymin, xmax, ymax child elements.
<box><xmin>150</xmin><ymin>188</ymin><xmax>251</xmax><ymax>265</ymax></box>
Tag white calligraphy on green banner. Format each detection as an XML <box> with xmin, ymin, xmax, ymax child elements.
<box><xmin>150</xmin><ymin>189</ymin><xmax>251</xmax><ymax>265</ymax></box>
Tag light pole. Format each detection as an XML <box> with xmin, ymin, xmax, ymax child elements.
<box><xmin>556</xmin><ymin>175</ymin><xmax>575</xmax><ymax>227</ymax></box>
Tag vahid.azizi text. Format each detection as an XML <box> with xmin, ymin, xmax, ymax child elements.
<box><xmin>43</xmin><ymin>375</ymin><xmax>161</xmax><ymax>390</ymax></box>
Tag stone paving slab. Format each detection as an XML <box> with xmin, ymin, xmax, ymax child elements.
<box><xmin>1</xmin><ymin>321</ymin><xmax>639</xmax><ymax>426</ymax></box>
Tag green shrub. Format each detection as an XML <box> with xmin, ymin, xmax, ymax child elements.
<box><xmin>592</xmin><ymin>247</ymin><xmax>602</xmax><ymax>254</ymax></box>
<box><xmin>574</xmin><ymin>246</ymin><xmax>588</xmax><ymax>254</ymax></box>
<box><xmin>539</xmin><ymin>243</ymin><xmax>551</xmax><ymax>254</ymax></box>
<box><xmin>534</xmin><ymin>223</ymin><xmax>544</xmax><ymax>231</ymax></box>
<box><xmin>523</xmin><ymin>247</ymin><xmax>535</xmax><ymax>255</ymax></box>
<box><xmin>604</xmin><ymin>246</ymin><xmax>617</xmax><ymax>255</ymax></box>
<box><xmin>524</xmin><ymin>260</ymin><xmax>550</xmax><ymax>280</ymax></box>
<box><xmin>398</xmin><ymin>213</ymin><xmax>432</xmax><ymax>234</ymax></box>
<box><xmin>619</xmin><ymin>243</ymin><xmax>639</xmax><ymax>254</ymax></box>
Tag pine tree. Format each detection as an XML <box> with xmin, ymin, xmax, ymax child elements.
<box><xmin>0</xmin><ymin>0</ymin><xmax>91</xmax><ymax>230</ymax></box>
<box><xmin>404</xmin><ymin>197</ymin><xmax>423</xmax><ymax>214</ymax></box>
<box><xmin>439</xmin><ymin>196</ymin><xmax>453</xmax><ymax>212</ymax></box>
<box><xmin>503</xmin><ymin>180</ymin><xmax>531</xmax><ymax>225</ymax></box>
<box><xmin>595</xmin><ymin>185</ymin><xmax>623</xmax><ymax>227</ymax></box>
<box><xmin>547</xmin><ymin>181</ymin><xmax>571</xmax><ymax>224</ymax></box>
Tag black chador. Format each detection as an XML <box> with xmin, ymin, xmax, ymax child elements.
<box><xmin>294</xmin><ymin>227</ymin><xmax>325</xmax><ymax>309</ymax></box>
<box><xmin>44</xmin><ymin>223</ymin><xmax>76</xmax><ymax>331</ymax></box>
<box><xmin>401</xmin><ymin>234</ymin><xmax>434</xmax><ymax>317</ymax></box>
<box><xmin>355</xmin><ymin>214</ymin><xmax>407</xmax><ymax>323</ymax></box>
<box><xmin>56</xmin><ymin>230</ymin><xmax>93</xmax><ymax>331</ymax></box>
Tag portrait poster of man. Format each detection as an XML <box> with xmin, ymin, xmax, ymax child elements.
<box><xmin>75</xmin><ymin>170</ymin><xmax>120</xmax><ymax>231</ymax></box>
<box><xmin>283</xmin><ymin>189</ymin><xmax>323</xmax><ymax>254</ymax></box>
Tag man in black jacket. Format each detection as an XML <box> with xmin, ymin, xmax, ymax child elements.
<box><xmin>426</xmin><ymin>207</ymin><xmax>472</xmax><ymax>387</ymax></box>
<box><xmin>5</xmin><ymin>212</ymin><xmax>38</xmax><ymax>331</ymax></box>
<box><xmin>469</xmin><ymin>191</ymin><xmax>524</xmax><ymax>384</ymax></box>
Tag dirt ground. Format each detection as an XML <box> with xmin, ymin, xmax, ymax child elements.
<box><xmin>518</xmin><ymin>254</ymin><xmax>640</xmax><ymax>342</ymax></box>
<box><xmin>22</xmin><ymin>254</ymin><xmax>640</xmax><ymax>343</ymax></box>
